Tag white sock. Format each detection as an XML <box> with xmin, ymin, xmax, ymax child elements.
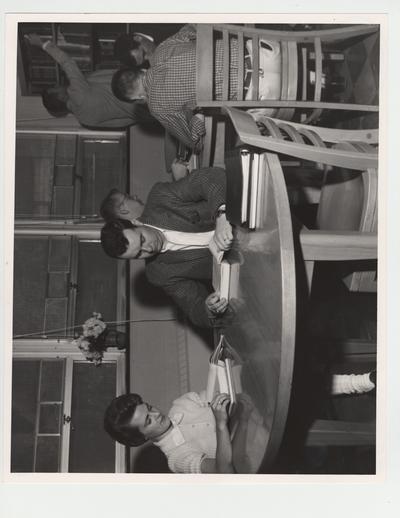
<box><xmin>331</xmin><ymin>373</ymin><xmax>375</xmax><ymax>395</ymax></box>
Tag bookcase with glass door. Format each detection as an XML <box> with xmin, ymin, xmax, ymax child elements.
<box><xmin>18</xmin><ymin>22</ymin><xmax>130</xmax><ymax>95</ymax></box>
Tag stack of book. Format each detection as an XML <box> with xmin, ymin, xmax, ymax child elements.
<box><xmin>225</xmin><ymin>147</ymin><xmax>269</xmax><ymax>230</ymax></box>
<box><xmin>206</xmin><ymin>334</ymin><xmax>243</xmax><ymax>415</ymax></box>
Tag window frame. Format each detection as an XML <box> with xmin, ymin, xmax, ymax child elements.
<box><xmin>13</xmin><ymin>339</ymin><xmax>126</xmax><ymax>473</ymax></box>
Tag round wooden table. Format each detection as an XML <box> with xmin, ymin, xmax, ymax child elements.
<box><xmin>222</xmin><ymin>152</ymin><xmax>296</xmax><ymax>473</ymax></box>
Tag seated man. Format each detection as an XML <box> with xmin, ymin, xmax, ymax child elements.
<box><xmin>111</xmin><ymin>24</ymin><xmax>238</xmax><ymax>151</ymax></box>
<box><xmin>24</xmin><ymin>33</ymin><xmax>153</xmax><ymax>128</ymax></box>
<box><xmin>111</xmin><ymin>24</ymin><xmax>284</xmax><ymax>151</ymax></box>
<box><xmin>104</xmin><ymin>391</ymin><xmax>235</xmax><ymax>474</ymax></box>
<box><xmin>100</xmin><ymin>189</ymin><xmax>145</xmax><ymax>223</ymax></box>
<box><xmin>100</xmin><ymin>167</ymin><xmax>233</xmax><ymax>328</ymax></box>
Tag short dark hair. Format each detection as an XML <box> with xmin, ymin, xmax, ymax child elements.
<box><xmin>101</xmin><ymin>218</ymin><xmax>135</xmax><ymax>258</ymax></box>
<box><xmin>104</xmin><ymin>393</ymin><xmax>147</xmax><ymax>447</ymax></box>
<box><xmin>41</xmin><ymin>88</ymin><xmax>69</xmax><ymax>117</ymax></box>
<box><xmin>111</xmin><ymin>66</ymin><xmax>143</xmax><ymax>102</ymax></box>
<box><xmin>113</xmin><ymin>34</ymin><xmax>141</xmax><ymax>67</ymax></box>
<box><xmin>100</xmin><ymin>188</ymin><xmax>122</xmax><ymax>221</ymax></box>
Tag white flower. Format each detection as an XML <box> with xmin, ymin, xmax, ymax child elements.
<box><xmin>74</xmin><ymin>312</ymin><xmax>108</xmax><ymax>364</ymax></box>
<box><xmin>82</xmin><ymin>313</ymin><xmax>106</xmax><ymax>338</ymax></box>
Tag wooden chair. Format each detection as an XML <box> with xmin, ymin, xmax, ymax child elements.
<box><xmin>223</xmin><ymin>106</ymin><xmax>378</xmax><ymax>294</ymax></box>
<box><xmin>223</xmin><ymin>106</ymin><xmax>378</xmax><ymax>170</ymax></box>
<box><xmin>196</xmin><ymin>23</ymin><xmax>379</xmax><ymax>123</ymax></box>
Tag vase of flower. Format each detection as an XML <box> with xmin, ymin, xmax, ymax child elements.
<box><xmin>102</xmin><ymin>328</ymin><xmax>127</xmax><ymax>350</ymax></box>
<box><xmin>73</xmin><ymin>312</ymin><xmax>124</xmax><ymax>366</ymax></box>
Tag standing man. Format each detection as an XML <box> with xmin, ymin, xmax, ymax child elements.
<box><xmin>24</xmin><ymin>33</ymin><xmax>154</xmax><ymax>129</ymax></box>
<box><xmin>100</xmin><ymin>167</ymin><xmax>233</xmax><ymax>328</ymax></box>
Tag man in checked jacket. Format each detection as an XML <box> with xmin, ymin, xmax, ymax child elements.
<box><xmin>111</xmin><ymin>24</ymin><xmax>239</xmax><ymax>152</ymax></box>
<box><xmin>100</xmin><ymin>167</ymin><xmax>233</xmax><ymax>329</ymax></box>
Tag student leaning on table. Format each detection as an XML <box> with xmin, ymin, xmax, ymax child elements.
<box><xmin>104</xmin><ymin>391</ymin><xmax>236</xmax><ymax>474</ymax></box>
<box><xmin>100</xmin><ymin>166</ymin><xmax>234</xmax><ymax>329</ymax></box>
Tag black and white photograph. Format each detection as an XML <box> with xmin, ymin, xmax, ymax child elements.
<box><xmin>4</xmin><ymin>14</ymin><xmax>383</xmax><ymax>480</ymax></box>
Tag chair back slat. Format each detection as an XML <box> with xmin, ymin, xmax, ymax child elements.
<box><xmin>313</xmin><ymin>37</ymin><xmax>323</xmax><ymax>102</ymax></box>
<box><xmin>222</xmin><ymin>29</ymin><xmax>230</xmax><ymax>101</ymax></box>
<box><xmin>279</xmin><ymin>41</ymin><xmax>297</xmax><ymax>120</ymax></box>
<box><xmin>200</xmin><ymin>115</ymin><xmax>214</xmax><ymax>167</ymax></box>
<box><xmin>280</xmin><ymin>41</ymin><xmax>289</xmax><ymax>101</ymax></box>
<box><xmin>287</xmin><ymin>42</ymin><xmax>298</xmax><ymax>100</ymax></box>
<box><xmin>276</xmin><ymin>41</ymin><xmax>292</xmax><ymax>120</ymax></box>
<box><xmin>251</xmin><ymin>35</ymin><xmax>259</xmax><ymax>100</ymax></box>
<box><xmin>237</xmin><ymin>32</ymin><xmax>244</xmax><ymax>100</ymax></box>
<box><xmin>196</xmin><ymin>24</ymin><xmax>214</xmax><ymax>101</ymax></box>
<box><xmin>277</xmin><ymin>122</ymin><xmax>306</xmax><ymax>144</ymax></box>
<box><xmin>301</xmin><ymin>47</ymin><xmax>308</xmax><ymax>100</ymax></box>
<box><xmin>257</xmin><ymin>117</ymin><xmax>283</xmax><ymax>139</ymax></box>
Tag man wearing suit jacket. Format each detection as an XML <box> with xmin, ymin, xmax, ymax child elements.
<box><xmin>100</xmin><ymin>167</ymin><xmax>233</xmax><ymax>328</ymax></box>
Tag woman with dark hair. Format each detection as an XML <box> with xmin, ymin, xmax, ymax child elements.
<box><xmin>104</xmin><ymin>391</ymin><xmax>235</xmax><ymax>473</ymax></box>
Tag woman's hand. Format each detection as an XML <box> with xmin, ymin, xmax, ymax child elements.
<box><xmin>210</xmin><ymin>393</ymin><xmax>231</xmax><ymax>427</ymax></box>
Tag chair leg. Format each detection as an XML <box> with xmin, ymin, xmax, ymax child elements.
<box><xmin>213</xmin><ymin>119</ymin><xmax>226</xmax><ymax>168</ymax></box>
<box><xmin>304</xmin><ymin>260</ymin><xmax>315</xmax><ymax>295</ymax></box>
<box><xmin>306</xmin><ymin>419</ymin><xmax>375</xmax><ymax>446</ymax></box>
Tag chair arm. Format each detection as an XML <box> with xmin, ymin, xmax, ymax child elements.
<box><xmin>299</xmin><ymin>229</ymin><xmax>377</xmax><ymax>261</ymax></box>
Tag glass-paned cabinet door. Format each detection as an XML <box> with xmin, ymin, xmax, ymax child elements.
<box><xmin>11</xmin><ymin>358</ymin><xmax>65</xmax><ymax>472</ymax></box>
<box><xmin>11</xmin><ymin>354</ymin><xmax>125</xmax><ymax>473</ymax></box>
<box><xmin>14</xmin><ymin>133</ymin><xmax>127</xmax><ymax>220</ymax></box>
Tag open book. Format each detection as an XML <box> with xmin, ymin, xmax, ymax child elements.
<box><xmin>206</xmin><ymin>335</ymin><xmax>243</xmax><ymax>415</ymax></box>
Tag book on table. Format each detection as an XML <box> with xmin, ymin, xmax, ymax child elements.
<box><xmin>225</xmin><ymin>147</ymin><xmax>251</xmax><ymax>226</ymax></box>
<box><xmin>206</xmin><ymin>335</ymin><xmax>243</xmax><ymax>415</ymax></box>
<box><xmin>255</xmin><ymin>152</ymin><xmax>269</xmax><ymax>229</ymax></box>
<box><xmin>248</xmin><ymin>152</ymin><xmax>260</xmax><ymax>229</ymax></box>
<box><xmin>225</xmin><ymin>146</ymin><xmax>269</xmax><ymax>230</ymax></box>
<box><xmin>209</xmin><ymin>239</ymin><xmax>241</xmax><ymax>302</ymax></box>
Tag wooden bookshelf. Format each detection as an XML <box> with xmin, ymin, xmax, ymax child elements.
<box><xmin>18</xmin><ymin>22</ymin><xmax>127</xmax><ymax>95</ymax></box>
